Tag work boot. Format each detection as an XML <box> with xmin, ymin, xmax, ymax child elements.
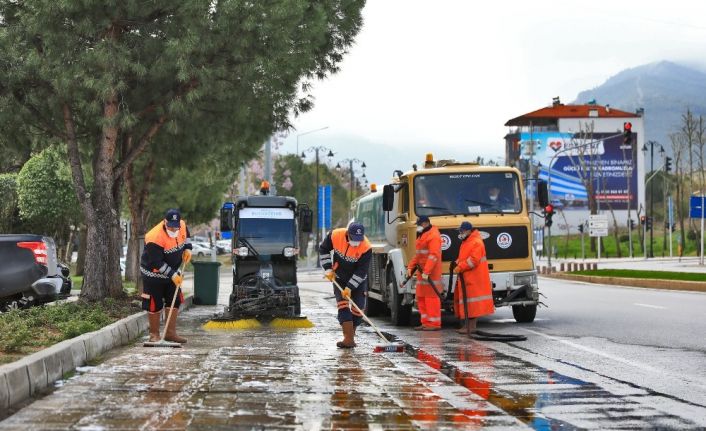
<box><xmin>148</xmin><ymin>312</ymin><xmax>161</xmax><ymax>342</ymax></box>
<box><xmin>336</xmin><ymin>321</ymin><xmax>356</xmax><ymax>348</ymax></box>
<box><xmin>164</xmin><ymin>307</ymin><xmax>187</xmax><ymax>344</ymax></box>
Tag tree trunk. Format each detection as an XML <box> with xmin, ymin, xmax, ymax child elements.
<box><xmin>75</xmin><ymin>225</ymin><xmax>87</xmax><ymax>276</ymax></box>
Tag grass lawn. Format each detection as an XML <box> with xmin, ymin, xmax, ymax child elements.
<box><xmin>571</xmin><ymin>269</ymin><xmax>706</xmax><ymax>282</ymax></box>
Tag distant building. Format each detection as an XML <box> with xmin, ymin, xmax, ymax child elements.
<box><xmin>504</xmin><ymin>98</ymin><xmax>645</xmax><ymax>234</ymax></box>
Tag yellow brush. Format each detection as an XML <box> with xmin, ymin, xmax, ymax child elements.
<box><xmin>202</xmin><ymin>319</ymin><xmax>261</xmax><ymax>330</ymax></box>
<box><xmin>270</xmin><ymin>317</ymin><xmax>315</xmax><ymax>329</ymax></box>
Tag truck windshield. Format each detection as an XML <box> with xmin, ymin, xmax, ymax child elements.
<box><xmin>236</xmin><ymin>207</ymin><xmax>296</xmax><ymax>255</ymax></box>
<box><xmin>414</xmin><ymin>172</ymin><xmax>522</xmax><ymax>216</ymax></box>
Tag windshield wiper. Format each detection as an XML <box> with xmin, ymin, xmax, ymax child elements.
<box><xmin>237</xmin><ymin>237</ymin><xmax>259</xmax><ymax>256</ymax></box>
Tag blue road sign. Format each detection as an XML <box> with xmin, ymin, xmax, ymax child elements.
<box><xmin>324</xmin><ymin>185</ymin><xmax>332</xmax><ymax>229</ymax></box>
<box><xmin>689</xmin><ymin>196</ymin><xmax>706</xmax><ymax>219</ymax></box>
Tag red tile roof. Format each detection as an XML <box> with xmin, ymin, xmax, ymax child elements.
<box><xmin>505</xmin><ymin>104</ymin><xmax>639</xmax><ymax>126</ymax></box>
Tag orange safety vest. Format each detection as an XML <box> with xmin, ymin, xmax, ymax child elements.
<box><xmin>329</xmin><ymin>228</ymin><xmax>372</xmax><ymax>289</ymax></box>
<box><xmin>140</xmin><ymin>220</ymin><xmax>188</xmax><ymax>279</ymax></box>
<box><xmin>408</xmin><ymin>225</ymin><xmax>443</xmax><ymax>297</ymax></box>
<box><xmin>454</xmin><ymin>229</ymin><xmax>494</xmax><ymax>318</ymax></box>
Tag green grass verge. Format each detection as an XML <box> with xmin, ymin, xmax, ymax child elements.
<box><xmin>0</xmin><ymin>298</ymin><xmax>141</xmax><ymax>364</ymax></box>
<box><xmin>571</xmin><ymin>269</ymin><xmax>706</xmax><ymax>282</ymax></box>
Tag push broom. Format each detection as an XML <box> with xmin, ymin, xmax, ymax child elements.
<box><xmin>144</xmin><ymin>262</ymin><xmax>187</xmax><ymax>348</ymax></box>
<box><xmin>331</xmin><ymin>279</ymin><xmax>404</xmax><ymax>353</ymax></box>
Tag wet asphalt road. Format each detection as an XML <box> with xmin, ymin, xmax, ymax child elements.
<box><xmin>1</xmin><ymin>270</ymin><xmax>705</xmax><ymax>429</ymax></box>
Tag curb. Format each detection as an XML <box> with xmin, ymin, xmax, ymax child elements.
<box><xmin>0</xmin><ymin>295</ymin><xmax>194</xmax><ymax>412</ymax></box>
<box><xmin>547</xmin><ymin>273</ymin><xmax>706</xmax><ymax>292</ymax></box>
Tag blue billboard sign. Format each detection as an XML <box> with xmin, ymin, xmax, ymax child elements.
<box><xmin>520</xmin><ymin>132</ymin><xmax>637</xmax><ymax>210</ymax></box>
<box><xmin>318</xmin><ymin>185</ymin><xmax>332</xmax><ymax>229</ymax></box>
<box><xmin>690</xmin><ymin>196</ymin><xmax>706</xmax><ymax>219</ymax></box>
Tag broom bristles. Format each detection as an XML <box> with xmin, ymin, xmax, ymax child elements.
<box><xmin>202</xmin><ymin>319</ymin><xmax>261</xmax><ymax>330</ymax></box>
<box><xmin>270</xmin><ymin>318</ymin><xmax>315</xmax><ymax>329</ymax></box>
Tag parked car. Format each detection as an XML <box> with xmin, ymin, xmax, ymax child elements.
<box><xmin>0</xmin><ymin>234</ymin><xmax>72</xmax><ymax>310</ymax></box>
<box><xmin>190</xmin><ymin>242</ymin><xmax>214</xmax><ymax>258</ymax></box>
<box><xmin>216</xmin><ymin>239</ymin><xmax>231</xmax><ymax>255</ymax></box>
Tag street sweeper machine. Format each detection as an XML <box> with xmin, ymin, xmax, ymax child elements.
<box><xmin>206</xmin><ymin>193</ymin><xmax>314</xmax><ymax>329</ymax></box>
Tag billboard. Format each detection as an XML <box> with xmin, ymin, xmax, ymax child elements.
<box><xmin>520</xmin><ymin>132</ymin><xmax>637</xmax><ymax>210</ymax></box>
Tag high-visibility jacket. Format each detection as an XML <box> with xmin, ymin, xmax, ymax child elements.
<box><xmin>408</xmin><ymin>225</ymin><xmax>442</xmax><ymax>298</ymax></box>
<box><xmin>454</xmin><ymin>229</ymin><xmax>494</xmax><ymax>318</ymax></box>
<box><xmin>140</xmin><ymin>220</ymin><xmax>190</xmax><ymax>282</ymax></box>
<box><xmin>319</xmin><ymin>228</ymin><xmax>372</xmax><ymax>290</ymax></box>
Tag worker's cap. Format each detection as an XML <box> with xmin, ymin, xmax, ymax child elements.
<box><xmin>459</xmin><ymin>221</ymin><xmax>473</xmax><ymax>232</ymax></box>
<box><xmin>164</xmin><ymin>209</ymin><xmax>181</xmax><ymax>228</ymax></box>
<box><xmin>348</xmin><ymin>223</ymin><xmax>365</xmax><ymax>241</ymax></box>
<box><xmin>416</xmin><ymin>215</ymin><xmax>430</xmax><ymax>226</ymax></box>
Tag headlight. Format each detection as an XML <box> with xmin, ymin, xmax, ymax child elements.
<box><xmin>237</xmin><ymin>247</ymin><xmax>249</xmax><ymax>257</ymax></box>
<box><xmin>514</xmin><ymin>273</ymin><xmax>537</xmax><ymax>286</ymax></box>
<box><xmin>283</xmin><ymin>247</ymin><xmax>297</xmax><ymax>257</ymax></box>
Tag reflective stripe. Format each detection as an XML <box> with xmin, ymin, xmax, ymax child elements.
<box><xmin>480</xmin><ymin>256</ymin><xmax>487</xmax><ymax>263</ymax></box>
<box><xmin>349</xmin><ymin>279</ymin><xmax>360</xmax><ymax>288</ymax></box>
<box><xmin>351</xmin><ymin>274</ymin><xmax>364</xmax><ymax>282</ymax></box>
<box><xmin>420</xmin><ymin>313</ymin><xmax>428</xmax><ymax>319</ymax></box>
<box><xmin>457</xmin><ymin>295</ymin><xmax>494</xmax><ymax>304</ymax></box>
<box><xmin>465</xmin><ymin>257</ymin><xmax>475</xmax><ymax>268</ymax></box>
<box><xmin>427</xmin><ymin>316</ymin><xmax>441</xmax><ymax>322</ymax></box>
<box><xmin>416</xmin><ymin>249</ymin><xmax>429</xmax><ymax>254</ymax></box>
<box><xmin>351</xmin><ymin>309</ymin><xmax>363</xmax><ymax>316</ymax></box>
<box><xmin>140</xmin><ymin>267</ymin><xmax>169</xmax><ymax>279</ymax></box>
<box><xmin>428</xmin><ymin>255</ymin><xmax>438</xmax><ymax>261</ymax></box>
<box><xmin>337</xmin><ymin>301</ymin><xmax>348</xmax><ymax>306</ymax></box>
<box><xmin>159</xmin><ymin>263</ymin><xmax>169</xmax><ymax>274</ymax></box>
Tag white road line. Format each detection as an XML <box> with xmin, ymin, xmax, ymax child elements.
<box><xmin>633</xmin><ymin>303</ymin><xmax>666</xmax><ymax>310</ymax></box>
<box><xmin>521</xmin><ymin>328</ymin><xmax>659</xmax><ymax>373</ymax></box>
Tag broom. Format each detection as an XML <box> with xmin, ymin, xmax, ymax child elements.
<box><xmin>331</xmin><ymin>279</ymin><xmax>404</xmax><ymax>353</ymax></box>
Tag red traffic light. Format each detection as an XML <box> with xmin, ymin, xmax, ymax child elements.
<box><xmin>544</xmin><ymin>204</ymin><xmax>554</xmax><ymax>215</ymax></box>
<box><xmin>623</xmin><ymin>122</ymin><xmax>632</xmax><ymax>131</ymax></box>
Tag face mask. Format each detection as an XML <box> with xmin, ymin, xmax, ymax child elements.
<box><xmin>167</xmin><ymin>229</ymin><xmax>179</xmax><ymax>238</ymax></box>
<box><xmin>349</xmin><ymin>240</ymin><xmax>361</xmax><ymax>247</ymax></box>
<box><xmin>489</xmin><ymin>193</ymin><xmax>498</xmax><ymax>201</ymax></box>
<box><xmin>458</xmin><ymin>232</ymin><xmax>468</xmax><ymax>240</ymax></box>
<box><xmin>416</xmin><ymin>226</ymin><xmax>424</xmax><ymax>233</ymax></box>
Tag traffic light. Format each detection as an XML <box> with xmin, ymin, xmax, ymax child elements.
<box><xmin>544</xmin><ymin>204</ymin><xmax>555</xmax><ymax>227</ymax></box>
<box><xmin>577</xmin><ymin>223</ymin><xmax>584</xmax><ymax>233</ymax></box>
<box><xmin>646</xmin><ymin>216</ymin><xmax>653</xmax><ymax>231</ymax></box>
<box><xmin>623</xmin><ymin>122</ymin><xmax>633</xmax><ymax>145</ymax></box>
<box><xmin>640</xmin><ymin>215</ymin><xmax>646</xmax><ymax>226</ymax></box>
<box><xmin>629</xmin><ymin>218</ymin><xmax>635</xmax><ymax>229</ymax></box>
<box><xmin>665</xmin><ymin>156</ymin><xmax>672</xmax><ymax>173</ymax></box>
<box><xmin>671</xmin><ymin>223</ymin><xmax>676</xmax><ymax>232</ymax></box>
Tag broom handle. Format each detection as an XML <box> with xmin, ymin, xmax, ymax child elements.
<box><xmin>332</xmin><ymin>279</ymin><xmax>390</xmax><ymax>344</ymax></box>
<box><xmin>162</xmin><ymin>261</ymin><xmax>186</xmax><ymax>341</ymax></box>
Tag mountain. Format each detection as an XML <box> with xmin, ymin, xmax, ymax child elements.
<box><xmin>574</xmin><ymin>61</ymin><xmax>706</xmax><ymax>151</ymax></box>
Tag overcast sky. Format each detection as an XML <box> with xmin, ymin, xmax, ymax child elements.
<box><xmin>278</xmin><ymin>1</ymin><xmax>706</xmax><ymax>185</ymax></box>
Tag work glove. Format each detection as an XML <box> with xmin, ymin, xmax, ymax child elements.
<box><xmin>454</xmin><ymin>265</ymin><xmax>462</xmax><ymax>273</ymax></box>
<box><xmin>182</xmin><ymin>249</ymin><xmax>192</xmax><ymax>265</ymax></box>
<box><xmin>171</xmin><ymin>270</ymin><xmax>183</xmax><ymax>286</ymax></box>
<box><xmin>406</xmin><ymin>268</ymin><xmax>413</xmax><ymax>278</ymax></box>
<box><xmin>342</xmin><ymin>287</ymin><xmax>352</xmax><ymax>300</ymax></box>
<box><xmin>421</xmin><ymin>273</ymin><xmax>430</xmax><ymax>281</ymax></box>
<box><xmin>324</xmin><ymin>269</ymin><xmax>336</xmax><ymax>282</ymax></box>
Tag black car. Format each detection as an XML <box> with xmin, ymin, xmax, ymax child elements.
<box><xmin>0</xmin><ymin>234</ymin><xmax>72</xmax><ymax>310</ymax></box>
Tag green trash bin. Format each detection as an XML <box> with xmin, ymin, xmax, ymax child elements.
<box><xmin>192</xmin><ymin>261</ymin><xmax>221</xmax><ymax>305</ymax></box>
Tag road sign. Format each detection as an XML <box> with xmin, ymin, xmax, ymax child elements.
<box><xmin>318</xmin><ymin>185</ymin><xmax>332</xmax><ymax>229</ymax></box>
<box><xmin>588</xmin><ymin>214</ymin><xmax>609</xmax><ymax>229</ymax></box>
<box><xmin>690</xmin><ymin>196</ymin><xmax>706</xmax><ymax>218</ymax></box>
<box><xmin>589</xmin><ymin>228</ymin><xmax>608</xmax><ymax>237</ymax></box>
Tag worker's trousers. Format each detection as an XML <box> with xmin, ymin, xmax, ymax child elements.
<box><xmin>416</xmin><ymin>280</ymin><xmax>441</xmax><ymax>328</ymax></box>
<box><xmin>333</xmin><ymin>280</ymin><xmax>367</xmax><ymax>327</ymax></box>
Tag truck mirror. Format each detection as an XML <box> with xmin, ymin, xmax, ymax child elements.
<box><xmin>537</xmin><ymin>180</ymin><xmax>549</xmax><ymax>207</ymax></box>
<box><xmin>299</xmin><ymin>205</ymin><xmax>313</xmax><ymax>233</ymax></box>
<box><xmin>382</xmin><ymin>185</ymin><xmax>394</xmax><ymax>212</ymax></box>
<box><xmin>220</xmin><ymin>204</ymin><xmax>234</xmax><ymax>232</ymax></box>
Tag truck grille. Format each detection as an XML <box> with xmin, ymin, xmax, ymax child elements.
<box><xmin>439</xmin><ymin>226</ymin><xmax>529</xmax><ymax>261</ymax></box>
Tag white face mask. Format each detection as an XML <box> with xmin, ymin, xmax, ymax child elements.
<box><xmin>489</xmin><ymin>194</ymin><xmax>498</xmax><ymax>201</ymax></box>
<box><xmin>349</xmin><ymin>240</ymin><xmax>361</xmax><ymax>247</ymax></box>
<box><xmin>416</xmin><ymin>226</ymin><xmax>424</xmax><ymax>233</ymax></box>
<box><xmin>167</xmin><ymin>229</ymin><xmax>179</xmax><ymax>238</ymax></box>
<box><xmin>458</xmin><ymin>232</ymin><xmax>468</xmax><ymax>240</ymax></box>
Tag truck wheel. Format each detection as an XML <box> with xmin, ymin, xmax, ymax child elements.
<box><xmin>512</xmin><ymin>304</ymin><xmax>537</xmax><ymax>323</ymax></box>
<box><xmin>388</xmin><ymin>271</ymin><xmax>411</xmax><ymax>326</ymax></box>
<box><xmin>365</xmin><ymin>297</ymin><xmax>386</xmax><ymax>317</ymax></box>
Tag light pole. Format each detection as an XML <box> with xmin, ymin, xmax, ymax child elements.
<box><xmin>296</xmin><ymin>126</ymin><xmax>329</xmax><ymax>156</ymax></box>
<box><xmin>301</xmin><ymin>146</ymin><xmax>334</xmax><ymax>267</ymax></box>
<box><xmin>336</xmin><ymin>158</ymin><xmax>366</xmax><ymax>203</ymax></box>
<box><xmin>642</xmin><ymin>141</ymin><xmax>663</xmax><ymax>258</ymax></box>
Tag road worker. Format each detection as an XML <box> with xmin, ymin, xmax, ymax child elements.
<box><xmin>407</xmin><ymin>215</ymin><xmax>443</xmax><ymax>331</ymax></box>
<box><xmin>319</xmin><ymin>222</ymin><xmax>372</xmax><ymax>348</ymax></box>
<box><xmin>140</xmin><ymin>209</ymin><xmax>192</xmax><ymax>343</ymax></box>
<box><xmin>454</xmin><ymin>221</ymin><xmax>494</xmax><ymax>333</ymax></box>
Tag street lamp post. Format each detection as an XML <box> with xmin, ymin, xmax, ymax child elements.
<box><xmin>642</xmin><ymin>141</ymin><xmax>664</xmax><ymax>258</ymax></box>
<box><xmin>336</xmin><ymin>158</ymin><xmax>366</xmax><ymax>202</ymax></box>
<box><xmin>301</xmin><ymin>146</ymin><xmax>334</xmax><ymax>267</ymax></box>
<box><xmin>296</xmin><ymin>126</ymin><xmax>329</xmax><ymax>156</ymax></box>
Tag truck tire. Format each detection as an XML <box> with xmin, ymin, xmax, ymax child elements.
<box><xmin>512</xmin><ymin>304</ymin><xmax>537</xmax><ymax>323</ymax></box>
<box><xmin>365</xmin><ymin>297</ymin><xmax>386</xmax><ymax>317</ymax></box>
<box><xmin>388</xmin><ymin>271</ymin><xmax>411</xmax><ymax>326</ymax></box>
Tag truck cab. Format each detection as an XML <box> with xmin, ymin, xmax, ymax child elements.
<box><xmin>353</xmin><ymin>154</ymin><xmax>541</xmax><ymax>325</ymax></box>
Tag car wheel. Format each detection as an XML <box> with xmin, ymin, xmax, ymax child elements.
<box><xmin>197</xmin><ymin>252</ymin><xmax>204</xmax><ymax>257</ymax></box>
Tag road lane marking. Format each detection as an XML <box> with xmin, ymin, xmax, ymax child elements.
<box><xmin>633</xmin><ymin>303</ymin><xmax>666</xmax><ymax>309</ymax></box>
<box><xmin>521</xmin><ymin>328</ymin><xmax>659</xmax><ymax>373</ymax></box>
